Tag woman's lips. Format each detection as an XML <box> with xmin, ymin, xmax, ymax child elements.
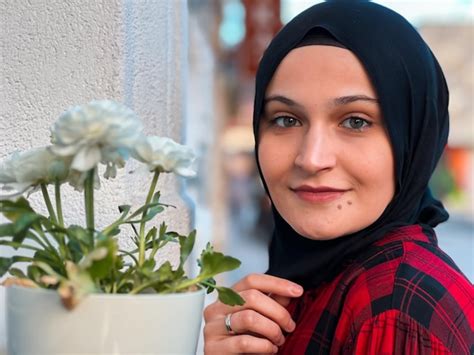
<box><xmin>291</xmin><ymin>186</ymin><xmax>348</xmax><ymax>203</ymax></box>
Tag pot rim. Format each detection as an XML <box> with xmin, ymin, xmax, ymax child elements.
<box><xmin>5</xmin><ymin>284</ymin><xmax>206</xmax><ymax>299</ymax></box>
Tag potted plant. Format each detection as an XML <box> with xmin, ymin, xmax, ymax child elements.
<box><xmin>0</xmin><ymin>100</ymin><xmax>244</xmax><ymax>354</ymax></box>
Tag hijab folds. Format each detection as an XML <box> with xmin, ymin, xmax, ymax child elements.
<box><xmin>252</xmin><ymin>1</ymin><xmax>450</xmax><ymax>289</ymax></box>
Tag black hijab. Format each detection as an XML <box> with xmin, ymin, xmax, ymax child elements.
<box><xmin>252</xmin><ymin>1</ymin><xmax>450</xmax><ymax>289</ymax></box>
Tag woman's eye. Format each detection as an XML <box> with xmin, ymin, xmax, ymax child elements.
<box><xmin>340</xmin><ymin>116</ymin><xmax>371</xmax><ymax>131</ymax></box>
<box><xmin>273</xmin><ymin>116</ymin><xmax>301</xmax><ymax>128</ymax></box>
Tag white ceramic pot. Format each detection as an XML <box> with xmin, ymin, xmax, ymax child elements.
<box><xmin>6</xmin><ymin>286</ymin><xmax>205</xmax><ymax>354</ymax></box>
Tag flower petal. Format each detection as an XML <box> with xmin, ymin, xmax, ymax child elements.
<box><xmin>71</xmin><ymin>146</ymin><xmax>101</xmax><ymax>172</ymax></box>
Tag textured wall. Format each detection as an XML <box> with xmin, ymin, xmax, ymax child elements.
<box><xmin>0</xmin><ymin>0</ymin><xmax>189</xmax><ymax>350</ymax></box>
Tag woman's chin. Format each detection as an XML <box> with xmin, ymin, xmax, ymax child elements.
<box><xmin>294</xmin><ymin>224</ymin><xmax>360</xmax><ymax>241</ymax></box>
<box><xmin>296</xmin><ymin>228</ymin><xmax>343</xmax><ymax>241</ymax></box>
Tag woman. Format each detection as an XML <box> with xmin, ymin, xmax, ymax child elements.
<box><xmin>204</xmin><ymin>2</ymin><xmax>473</xmax><ymax>354</ymax></box>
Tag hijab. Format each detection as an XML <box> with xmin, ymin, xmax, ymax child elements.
<box><xmin>252</xmin><ymin>1</ymin><xmax>450</xmax><ymax>289</ymax></box>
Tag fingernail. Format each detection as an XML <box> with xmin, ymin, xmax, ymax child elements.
<box><xmin>273</xmin><ymin>345</ymin><xmax>279</xmax><ymax>353</ymax></box>
<box><xmin>277</xmin><ymin>336</ymin><xmax>285</xmax><ymax>346</ymax></box>
<box><xmin>291</xmin><ymin>285</ymin><xmax>303</xmax><ymax>295</ymax></box>
<box><xmin>287</xmin><ymin>319</ymin><xmax>296</xmax><ymax>332</ymax></box>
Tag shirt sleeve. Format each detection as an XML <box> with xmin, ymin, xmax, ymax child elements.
<box><xmin>348</xmin><ymin>309</ymin><xmax>454</xmax><ymax>355</ymax></box>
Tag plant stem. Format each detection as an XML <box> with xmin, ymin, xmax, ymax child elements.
<box><xmin>138</xmin><ymin>170</ymin><xmax>160</xmax><ymax>266</ymax></box>
<box><xmin>199</xmin><ymin>279</ymin><xmax>216</xmax><ymax>288</ymax></box>
<box><xmin>129</xmin><ymin>279</ymin><xmax>157</xmax><ymax>295</ymax></box>
<box><xmin>54</xmin><ymin>181</ymin><xmax>68</xmax><ymax>258</ymax></box>
<box><xmin>84</xmin><ymin>169</ymin><xmax>95</xmax><ymax>242</ymax></box>
<box><xmin>35</xmin><ymin>187</ymin><xmax>66</xmax><ymax>261</ymax></box>
<box><xmin>32</xmin><ymin>227</ymin><xmax>64</xmax><ymax>266</ymax></box>
<box><xmin>33</xmin><ymin>226</ymin><xmax>56</xmax><ymax>250</ymax></box>
<box><xmin>55</xmin><ymin>182</ymin><xmax>64</xmax><ymax>228</ymax></box>
<box><xmin>27</xmin><ymin>233</ymin><xmax>49</xmax><ymax>250</ymax></box>
<box><xmin>40</xmin><ymin>184</ymin><xmax>57</xmax><ymax>223</ymax></box>
<box><xmin>174</xmin><ymin>277</ymin><xmax>200</xmax><ymax>292</ymax></box>
<box><xmin>119</xmin><ymin>249</ymin><xmax>139</xmax><ymax>265</ymax></box>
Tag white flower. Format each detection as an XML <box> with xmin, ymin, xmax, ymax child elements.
<box><xmin>0</xmin><ymin>147</ymin><xmax>69</xmax><ymax>195</ymax></box>
<box><xmin>134</xmin><ymin>136</ymin><xmax>196</xmax><ymax>177</ymax></box>
<box><xmin>50</xmin><ymin>100</ymin><xmax>143</xmax><ymax>176</ymax></box>
<box><xmin>66</xmin><ymin>169</ymin><xmax>100</xmax><ymax>192</ymax></box>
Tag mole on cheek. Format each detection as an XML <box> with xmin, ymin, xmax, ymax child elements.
<box><xmin>337</xmin><ymin>204</ymin><xmax>342</xmax><ymax>210</ymax></box>
<box><xmin>347</xmin><ymin>201</ymin><xmax>352</xmax><ymax>206</ymax></box>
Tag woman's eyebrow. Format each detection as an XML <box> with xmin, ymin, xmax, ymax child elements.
<box><xmin>333</xmin><ymin>95</ymin><xmax>379</xmax><ymax>105</ymax></box>
<box><xmin>263</xmin><ymin>94</ymin><xmax>378</xmax><ymax>108</ymax></box>
<box><xmin>264</xmin><ymin>95</ymin><xmax>304</xmax><ymax>109</ymax></box>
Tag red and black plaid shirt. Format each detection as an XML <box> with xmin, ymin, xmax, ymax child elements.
<box><xmin>279</xmin><ymin>225</ymin><xmax>474</xmax><ymax>354</ymax></box>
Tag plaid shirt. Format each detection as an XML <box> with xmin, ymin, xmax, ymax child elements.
<box><xmin>279</xmin><ymin>225</ymin><xmax>474</xmax><ymax>354</ymax></box>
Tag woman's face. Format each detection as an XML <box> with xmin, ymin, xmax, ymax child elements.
<box><xmin>258</xmin><ymin>45</ymin><xmax>395</xmax><ymax>240</ymax></box>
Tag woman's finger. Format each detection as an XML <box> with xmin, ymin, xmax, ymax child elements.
<box><xmin>205</xmin><ymin>286</ymin><xmax>299</xmax><ymax>334</ymax></box>
<box><xmin>206</xmin><ymin>289</ymin><xmax>296</xmax><ymax>333</ymax></box>
<box><xmin>238</xmin><ymin>289</ymin><xmax>296</xmax><ymax>332</ymax></box>
<box><xmin>208</xmin><ymin>334</ymin><xmax>278</xmax><ymax>354</ymax></box>
<box><xmin>204</xmin><ymin>310</ymin><xmax>285</xmax><ymax>346</ymax></box>
<box><xmin>233</xmin><ymin>273</ymin><xmax>303</xmax><ymax>298</ymax></box>
<box><xmin>271</xmin><ymin>294</ymin><xmax>293</xmax><ymax>307</ymax></box>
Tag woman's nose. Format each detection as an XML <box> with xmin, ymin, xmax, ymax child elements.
<box><xmin>294</xmin><ymin>129</ymin><xmax>337</xmax><ymax>174</ymax></box>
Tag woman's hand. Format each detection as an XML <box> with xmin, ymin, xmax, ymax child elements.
<box><xmin>203</xmin><ymin>273</ymin><xmax>304</xmax><ymax>354</ymax></box>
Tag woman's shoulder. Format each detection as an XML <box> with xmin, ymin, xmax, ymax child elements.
<box><xmin>344</xmin><ymin>224</ymin><xmax>473</xmax><ymax>314</ymax></box>
<box><xmin>340</xmin><ymin>224</ymin><xmax>473</xmax><ymax>353</ymax></box>
<box><xmin>347</xmin><ymin>224</ymin><xmax>471</xmax><ymax>293</ymax></box>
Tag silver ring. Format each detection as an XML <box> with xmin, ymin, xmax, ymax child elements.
<box><xmin>225</xmin><ymin>313</ymin><xmax>235</xmax><ymax>334</ymax></box>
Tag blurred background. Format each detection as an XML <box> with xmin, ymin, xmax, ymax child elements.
<box><xmin>185</xmin><ymin>0</ymin><xmax>474</xmax><ymax>285</ymax></box>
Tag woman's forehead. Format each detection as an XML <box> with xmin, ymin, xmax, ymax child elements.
<box><xmin>265</xmin><ymin>45</ymin><xmax>378</xmax><ymax>99</ymax></box>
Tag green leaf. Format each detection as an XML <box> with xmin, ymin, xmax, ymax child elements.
<box><xmin>40</xmin><ymin>218</ymin><xmax>66</xmax><ymax>232</ymax></box>
<box><xmin>0</xmin><ymin>198</ymin><xmax>36</xmax><ymax>222</ymax></box>
<box><xmin>118</xmin><ymin>205</ymin><xmax>131</xmax><ymax>215</ymax></box>
<box><xmin>33</xmin><ymin>249</ymin><xmax>60</xmax><ymax>266</ymax></box>
<box><xmin>27</xmin><ymin>264</ymin><xmax>44</xmax><ymax>283</ymax></box>
<box><xmin>144</xmin><ymin>258</ymin><xmax>156</xmax><ymax>269</ymax></box>
<box><xmin>203</xmin><ymin>278</ymin><xmax>216</xmax><ymax>294</ymax></box>
<box><xmin>156</xmin><ymin>261</ymin><xmax>174</xmax><ymax>281</ymax></box>
<box><xmin>0</xmin><ymin>256</ymin><xmax>33</xmax><ymax>277</ymax></box>
<box><xmin>163</xmin><ymin>231</ymin><xmax>180</xmax><ymax>241</ymax></box>
<box><xmin>118</xmin><ymin>249</ymin><xmax>138</xmax><ymax>265</ymax></box>
<box><xmin>34</xmin><ymin>261</ymin><xmax>65</xmax><ymax>279</ymax></box>
<box><xmin>215</xmin><ymin>286</ymin><xmax>245</xmax><ymax>306</ymax></box>
<box><xmin>100</xmin><ymin>205</ymin><xmax>131</xmax><ymax>237</ymax></box>
<box><xmin>115</xmin><ymin>255</ymin><xmax>125</xmax><ymax>270</ymax></box>
<box><xmin>130</xmin><ymin>223</ymin><xmax>139</xmax><ymax>238</ymax></box>
<box><xmin>0</xmin><ymin>223</ymin><xmax>15</xmax><ymax>237</ymax></box>
<box><xmin>152</xmin><ymin>191</ymin><xmax>161</xmax><ymax>203</ymax></box>
<box><xmin>65</xmin><ymin>225</ymin><xmax>93</xmax><ymax>249</ymax></box>
<box><xmin>146</xmin><ymin>205</ymin><xmax>164</xmax><ymax>219</ymax></box>
<box><xmin>12</xmin><ymin>213</ymin><xmax>42</xmax><ymax>243</ymax></box>
<box><xmin>0</xmin><ymin>240</ymin><xmax>38</xmax><ymax>251</ymax></box>
<box><xmin>67</xmin><ymin>239</ymin><xmax>84</xmax><ymax>263</ymax></box>
<box><xmin>151</xmin><ymin>228</ymin><xmax>179</xmax><ymax>250</ymax></box>
<box><xmin>106</xmin><ymin>227</ymin><xmax>121</xmax><ymax>237</ymax></box>
<box><xmin>178</xmin><ymin>230</ymin><xmax>196</xmax><ymax>269</ymax></box>
<box><xmin>145</xmin><ymin>227</ymin><xmax>157</xmax><ymax>243</ymax></box>
<box><xmin>85</xmin><ymin>238</ymin><xmax>117</xmax><ymax>280</ymax></box>
<box><xmin>0</xmin><ymin>257</ymin><xmax>14</xmax><ymax>276</ymax></box>
<box><xmin>125</xmin><ymin>205</ymin><xmax>165</xmax><ymax>224</ymax></box>
<box><xmin>126</xmin><ymin>201</ymin><xmax>167</xmax><ymax>221</ymax></box>
<box><xmin>172</xmin><ymin>248</ymin><xmax>242</xmax><ymax>296</ymax></box>
<box><xmin>198</xmin><ymin>251</ymin><xmax>241</xmax><ymax>280</ymax></box>
<box><xmin>8</xmin><ymin>267</ymin><xmax>27</xmax><ymax>279</ymax></box>
<box><xmin>159</xmin><ymin>222</ymin><xmax>167</xmax><ymax>237</ymax></box>
<box><xmin>141</xmin><ymin>258</ymin><xmax>156</xmax><ymax>276</ymax></box>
